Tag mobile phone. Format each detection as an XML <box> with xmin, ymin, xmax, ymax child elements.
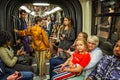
<box><xmin>20</xmin><ymin>46</ymin><xmax>24</xmax><ymax>51</ymax></box>
<box><xmin>18</xmin><ymin>73</ymin><xmax>21</xmax><ymax>77</ymax></box>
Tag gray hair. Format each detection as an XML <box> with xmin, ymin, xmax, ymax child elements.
<box><xmin>87</xmin><ymin>35</ymin><xmax>99</xmax><ymax>46</ymax></box>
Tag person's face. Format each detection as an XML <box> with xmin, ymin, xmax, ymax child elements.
<box><xmin>113</xmin><ymin>40</ymin><xmax>120</xmax><ymax>58</ymax></box>
<box><xmin>75</xmin><ymin>41</ymin><xmax>86</xmax><ymax>52</ymax></box>
<box><xmin>87</xmin><ymin>39</ymin><xmax>96</xmax><ymax>51</ymax></box>
<box><xmin>64</xmin><ymin>18</ymin><xmax>70</xmax><ymax>26</ymax></box>
<box><xmin>47</xmin><ymin>17</ymin><xmax>50</xmax><ymax>21</ymax></box>
<box><xmin>7</xmin><ymin>41</ymin><xmax>12</xmax><ymax>46</ymax></box>
<box><xmin>21</xmin><ymin>12</ymin><xmax>26</xmax><ymax>19</ymax></box>
<box><xmin>77</xmin><ymin>33</ymin><xmax>84</xmax><ymax>40</ymax></box>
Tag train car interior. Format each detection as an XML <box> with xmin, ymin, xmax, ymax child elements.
<box><xmin>0</xmin><ymin>0</ymin><xmax>120</xmax><ymax>80</ymax></box>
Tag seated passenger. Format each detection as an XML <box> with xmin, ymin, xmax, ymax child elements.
<box><xmin>0</xmin><ymin>31</ymin><xmax>33</xmax><ymax>72</ymax></box>
<box><xmin>49</xmin><ymin>32</ymin><xmax>88</xmax><ymax>79</ymax></box>
<box><xmin>51</xmin><ymin>39</ymin><xmax>90</xmax><ymax>80</ymax></box>
<box><xmin>83</xmin><ymin>36</ymin><xmax>103</xmax><ymax>79</ymax></box>
<box><xmin>0</xmin><ymin>59</ymin><xmax>33</xmax><ymax>80</ymax></box>
<box><xmin>86</xmin><ymin>39</ymin><xmax>120</xmax><ymax>80</ymax></box>
<box><xmin>67</xmin><ymin>32</ymin><xmax>88</xmax><ymax>54</ymax></box>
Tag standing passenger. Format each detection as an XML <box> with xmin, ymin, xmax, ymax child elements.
<box><xmin>58</xmin><ymin>17</ymin><xmax>75</xmax><ymax>50</ymax></box>
<box><xmin>46</xmin><ymin>16</ymin><xmax>52</xmax><ymax>37</ymax></box>
<box><xmin>14</xmin><ymin>16</ymin><xmax>49</xmax><ymax>79</ymax></box>
<box><xmin>16</xmin><ymin>10</ymin><xmax>32</xmax><ymax>55</ymax></box>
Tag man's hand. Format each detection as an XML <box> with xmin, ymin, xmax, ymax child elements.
<box><xmin>14</xmin><ymin>29</ymin><xmax>18</xmax><ymax>33</ymax></box>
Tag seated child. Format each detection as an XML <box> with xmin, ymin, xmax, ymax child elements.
<box><xmin>51</xmin><ymin>39</ymin><xmax>91</xmax><ymax>80</ymax></box>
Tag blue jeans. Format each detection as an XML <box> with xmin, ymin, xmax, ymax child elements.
<box><xmin>49</xmin><ymin>57</ymin><xmax>65</xmax><ymax>79</ymax></box>
<box><xmin>20</xmin><ymin>71</ymin><xmax>33</xmax><ymax>80</ymax></box>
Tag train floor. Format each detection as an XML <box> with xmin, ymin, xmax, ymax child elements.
<box><xmin>32</xmin><ymin>57</ymin><xmax>50</xmax><ymax>80</ymax></box>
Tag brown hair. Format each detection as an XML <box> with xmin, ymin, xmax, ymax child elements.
<box><xmin>78</xmin><ymin>32</ymin><xmax>88</xmax><ymax>40</ymax></box>
<box><xmin>20</xmin><ymin>10</ymin><xmax>26</xmax><ymax>15</ymax></box>
<box><xmin>60</xmin><ymin>17</ymin><xmax>73</xmax><ymax>34</ymax></box>
<box><xmin>34</xmin><ymin>16</ymin><xmax>42</xmax><ymax>24</ymax></box>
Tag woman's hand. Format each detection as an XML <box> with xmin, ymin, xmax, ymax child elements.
<box><xmin>17</xmin><ymin>50</ymin><xmax>26</xmax><ymax>55</ymax></box>
<box><xmin>7</xmin><ymin>74</ymin><xmax>18</xmax><ymax>80</ymax></box>
<box><xmin>60</xmin><ymin>64</ymin><xmax>66</xmax><ymax>72</ymax></box>
<box><xmin>62</xmin><ymin>34</ymin><xmax>65</xmax><ymax>38</ymax></box>
<box><xmin>63</xmin><ymin>67</ymin><xmax>69</xmax><ymax>72</ymax></box>
<box><xmin>60</xmin><ymin>34</ymin><xmax>65</xmax><ymax>40</ymax></box>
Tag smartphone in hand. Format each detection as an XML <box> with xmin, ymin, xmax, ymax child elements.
<box><xmin>17</xmin><ymin>73</ymin><xmax>23</xmax><ymax>80</ymax></box>
<box><xmin>20</xmin><ymin>46</ymin><xmax>24</xmax><ymax>51</ymax></box>
<box><xmin>18</xmin><ymin>73</ymin><xmax>22</xmax><ymax>77</ymax></box>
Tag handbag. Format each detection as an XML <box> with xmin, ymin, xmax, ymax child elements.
<box><xmin>17</xmin><ymin>55</ymin><xmax>29</xmax><ymax>65</ymax></box>
<box><xmin>57</xmin><ymin>48</ymin><xmax>71</xmax><ymax>61</ymax></box>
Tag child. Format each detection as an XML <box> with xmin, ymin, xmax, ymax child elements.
<box><xmin>51</xmin><ymin>39</ymin><xmax>91</xmax><ymax>80</ymax></box>
<box><xmin>67</xmin><ymin>32</ymin><xmax>88</xmax><ymax>54</ymax></box>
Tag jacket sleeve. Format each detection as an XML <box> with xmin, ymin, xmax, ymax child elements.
<box><xmin>0</xmin><ymin>49</ymin><xmax>18</xmax><ymax>67</ymax></box>
<box><xmin>4</xmin><ymin>67</ymin><xmax>15</xmax><ymax>75</ymax></box>
<box><xmin>41</xmin><ymin>29</ymin><xmax>50</xmax><ymax>48</ymax></box>
<box><xmin>18</xmin><ymin>27</ymin><xmax>31</xmax><ymax>36</ymax></box>
<box><xmin>85</xmin><ymin>48</ymin><xmax>103</xmax><ymax>70</ymax></box>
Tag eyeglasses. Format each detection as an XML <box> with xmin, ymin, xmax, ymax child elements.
<box><xmin>88</xmin><ymin>42</ymin><xmax>96</xmax><ymax>45</ymax></box>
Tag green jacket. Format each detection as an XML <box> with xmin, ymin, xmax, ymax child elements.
<box><xmin>0</xmin><ymin>47</ymin><xmax>18</xmax><ymax>67</ymax></box>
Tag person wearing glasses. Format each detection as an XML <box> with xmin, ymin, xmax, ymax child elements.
<box><xmin>70</xmin><ymin>35</ymin><xmax>103</xmax><ymax>80</ymax></box>
<box><xmin>84</xmin><ymin>36</ymin><xmax>103</xmax><ymax>79</ymax></box>
<box><xmin>86</xmin><ymin>39</ymin><xmax>120</xmax><ymax>80</ymax></box>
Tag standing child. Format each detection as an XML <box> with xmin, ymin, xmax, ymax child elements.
<box><xmin>52</xmin><ymin>39</ymin><xmax>91</xmax><ymax>80</ymax></box>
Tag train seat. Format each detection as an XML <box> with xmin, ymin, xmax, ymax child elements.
<box><xmin>67</xmin><ymin>75</ymin><xmax>85</xmax><ymax>80</ymax></box>
<box><xmin>99</xmin><ymin>41</ymin><xmax>113</xmax><ymax>55</ymax></box>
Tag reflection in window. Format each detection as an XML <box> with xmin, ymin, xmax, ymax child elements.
<box><xmin>93</xmin><ymin>0</ymin><xmax>120</xmax><ymax>40</ymax></box>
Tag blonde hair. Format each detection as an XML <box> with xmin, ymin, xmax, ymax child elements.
<box><xmin>87</xmin><ymin>35</ymin><xmax>99</xmax><ymax>46</ymax></box>
<box><xmin>74</xmin><ymin>39</ymin><xmax>88</xmax><ymax>50</ymax></box>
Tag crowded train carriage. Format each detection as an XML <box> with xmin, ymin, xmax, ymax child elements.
<box><xmin>0</xmin><ymin>0</ymin><xmax>120</xmax><ymax>80</ymax></box>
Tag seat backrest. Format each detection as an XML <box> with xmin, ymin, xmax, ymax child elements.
<box><xmin>99</xmin><ymin>41</ymin><xmax>113</xmax><ymax>55</ymax></box>
<box><xmin>111</xmin><ymin>33</ymin><xmax>119</xmax><ymax>44</ymax></box>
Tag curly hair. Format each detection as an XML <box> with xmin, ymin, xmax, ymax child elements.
<box><xmin>0</xmin><ymin>31</ymin><xmax>12</xmax><ymax>47</ymax></box>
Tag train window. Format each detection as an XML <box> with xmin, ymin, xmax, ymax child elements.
<box><xmin>92</xmin><ymin>0</ymin><xmax>120</xmax><ymax>42</ymax></box>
